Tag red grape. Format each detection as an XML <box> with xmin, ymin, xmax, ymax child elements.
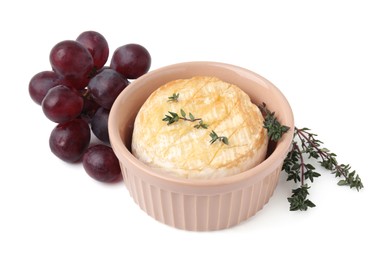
<box><xmin>49</xmin><ymin>119</ymin><xmax>91</xmax><ymax>163</ymax></box>
<box><xmin>80</xmin><ymin>89</ymin><xmax>100</xmax><ymax>123</ymax></box>
<box><xmin>88</xmin><ymin>68</ymin><xmax>128</xmax><ymax>109</ymax></box>
<box><xmin>28</xmin><ymin>71</ymin><xmax>63</xmax><ymax>104</ymax></box>
<box><xmin>42</xmin><ymin>85</ymin><xmax>84</xmax><ymax>123</ymax></box>
<box><xmin>91</xmin><ymin>107</ymin><xmax>110</xmax><ymax>143</ymax></box>
<box><xmin>110</xmin><ymin>43</ymin><xmax>151</xmax><ymax>79</ymax></box>
<box><xmin>76</xmin><ymin>31</ymin><xmax>109</xmax><ymax>70</ymax></box>
<box><xmin>61</xmin><ymin>74</ymin><xmax>90</xmax><ymax>90</ymax></box>
<box><xmin>82</xmin><ymin>145</ymin><xmax>122</xmax><ymax>183</ymax></box>
<box><xmin>49</xmin><ymin>40</ymin><xmax>94</xmax><ymax>88</ymax></box>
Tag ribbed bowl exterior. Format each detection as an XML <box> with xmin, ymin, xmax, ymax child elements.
<box><xmin>120</xmin><ymin>162</ymin><xmax>283</xmax><ymax>231</ymax></box>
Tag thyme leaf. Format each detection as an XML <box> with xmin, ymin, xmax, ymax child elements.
<box><xmin>194</xmin><ymin>120</ymin><xmax>208</xmax><ymax>129</ymax></box>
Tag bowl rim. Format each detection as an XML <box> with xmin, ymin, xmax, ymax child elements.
<box><xmin>109</xmin><ymin>61</ymin><xmax>294</xmax><ymax>187</ymax></box>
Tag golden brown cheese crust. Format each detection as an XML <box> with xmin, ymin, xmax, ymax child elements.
<box><xmin>131</xmin><ymin>76</ymin><xmax>268</xmax><ymax>179</ymax></box>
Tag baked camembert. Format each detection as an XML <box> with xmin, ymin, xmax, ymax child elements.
<box><xmin>131</xmin><ymin>76</ymin><xmax>268</xmax><ymax>179</ymax></box>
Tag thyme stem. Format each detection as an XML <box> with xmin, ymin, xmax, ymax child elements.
<box><xmin>178</xmin><ymin>116</ymin><xmax>202</xmax><ymax>122</ymax></box>
<box><xmin>292</xmin><ymin>142</ymin><xmax>305</xmax><ymax>186</ymax></box>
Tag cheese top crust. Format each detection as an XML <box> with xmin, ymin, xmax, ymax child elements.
<box><xmin>131</xmin><ymin>76</ymin><xmax>268</xmax><ymax>179</ymax></box>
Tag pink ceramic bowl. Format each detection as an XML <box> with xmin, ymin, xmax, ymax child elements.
<box><xmin>108</xmin><ymin>61</ymin><xmax>294</xmax><ymax>231</ymax></box>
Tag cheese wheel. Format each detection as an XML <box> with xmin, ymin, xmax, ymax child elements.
<box><xmin>131</xmin><ymin>76</ymin><xmax>268</xmax><ymax>179</ymax></box>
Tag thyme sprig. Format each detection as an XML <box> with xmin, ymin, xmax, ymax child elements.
<box><xmin>258</xmin><ymin>103</ymin><xmax>290</xmax><ymax>141</ymax></box>
<box><xmin>167</xmin><ymin>92</ymin><xmax>179</xmax><ymax>102</ymax></box>
<box><xmin>260</xmin><ymin>103</ymin><xmax>363</xmax><ymax>211</ymax></box>
<box><xmin>209</xmin><ymin>130</ymin><xmax>229</xmax><ymax>145</ymax></box>
<box><xmin>162</xmin><ymin>109</ymin><xmax>203</xmax><ymax>126</ymax></box>
<box><xmin>284</xmin><ymin>128</ymin><xmax>364</xmax><ymax>211</ymax></box>
<box><xmin>162</xmin><ymin>107</ymin><xmax>227</xmax><ymax>145</ymax></box>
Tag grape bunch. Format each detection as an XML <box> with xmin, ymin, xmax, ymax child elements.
<box><xmin>28</xmin><ymin>31</ymin><xmax>151</xmax><ymax>183</ymax></box>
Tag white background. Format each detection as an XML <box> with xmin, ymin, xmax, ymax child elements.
<box><xmin>1</xmin><ymin>0</ymin><xmax>389</xmax><ymax>259</ymax></box>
